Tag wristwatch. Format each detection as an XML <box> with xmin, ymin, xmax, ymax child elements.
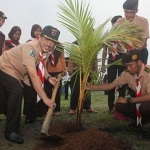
<box><xmin>126</xmin><ymin>97</ymin><xmax>133</xmax><ymax>103</ymax></box>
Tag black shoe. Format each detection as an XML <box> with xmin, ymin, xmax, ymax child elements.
<box><xmin>5</xmin><ymin>132</ymin><xmax>24</xmax><ymax>144</ymax></box>
<box><xmin>108</xmin><ymin>109</ymin><xmax>114</xmax><ymax>114</ymax></box>
<box><xmin>25</xmin><ymin>118</ymin><xmax>37</xmax><ymax>124</ymax></box>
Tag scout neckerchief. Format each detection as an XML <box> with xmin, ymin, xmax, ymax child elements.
<box><xmin>7</xmin><ymin>38</ymin><xmax>20</xmax><ymax>47</ymax></box>
<box><xmin>30</xmin><ymin>37</ymin><xmax>38</xmax><ymax>41</ymax></box>
<box><xmin>135</xmin><ymin>63</ymin><xmax>146</xmax><ymax>127</ymax></box>
<box><xmin>51</xmin><ymin>50</ymin><xmax>55</xmax><ymax>67</ymax></box>
<box><xmin>112</xmin><ymin>41</ymin><xmax>118</xmax><ymax>61</ymax></box>
<box><xmin>37</xmin><ymin>52</ymin><xmax>46</xmax><ymax>102</ymax></box>
<box><xmin>126</xmin><ymin>40</ymin><xmax>134</xmax><ymax>51</ymax></box>
<box><xmin>135</xmin><ymin>75</ymin><xmax>142</xmax><ymax>127</ymax></box>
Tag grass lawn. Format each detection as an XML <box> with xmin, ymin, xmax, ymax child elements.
<box><xmin>0</xmin><ymin>91</ymin><xmax>150</xmax><ymax>150</ymax></box>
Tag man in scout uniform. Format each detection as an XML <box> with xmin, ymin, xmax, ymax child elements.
<box><xmin>116</xmin><ymin>0</ymin><xmax>149</xmax><ymax>64</ymax></box>
<box><xmin>0</xmin><ymin>25</ymin><xmax>60</xmax><ymax>144</ymax></box>
<box><xmin>87</xmin><ymin>49</ymin><xmax>150</xmax><ymax>127</ymax></box>
<box><xmin>101</xmin><ymin>15</ymin><xmax>126</xmax><ymax>114</ymax></box>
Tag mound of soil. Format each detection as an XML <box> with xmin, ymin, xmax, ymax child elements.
<box><xmin>34</xmin><ymin>122</ymin><xmax>132</xmax><ymax>150</ymax></box>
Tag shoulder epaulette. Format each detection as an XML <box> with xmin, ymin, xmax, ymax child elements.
<box><xmin>144</xmin><ymin>67</ymin><xmax>150</xmax><ymax>73</ymax></box>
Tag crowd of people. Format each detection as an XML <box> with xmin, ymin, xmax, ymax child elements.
<box><xmin>0</xmin><ymin>0</ymin><xmax>150</xmax><ymax>145</ymax></box>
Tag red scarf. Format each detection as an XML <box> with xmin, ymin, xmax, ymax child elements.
<box><xmin>135</xmin><ymin>75</ymin><xmax>142</xmax><ymax>126</ymax></box>
<box><xmin>112</xmin><ymin>41</ymin><xmax>118</xmax><ymax>61</ymax></box>
<box><xmin>37</xmin><ymin>52</ymin><xmax>46</xmax><ymax>102</ymax></box>
<box><xmin>7</xmin><ymin>39</ymin><xmax>20</xmax><ymax>47</ymax></box>
<box><xmin>51</xmin><ymin>50</ymin><xmax>55</xmax><ymax>67</ymax></box>
<box><xmin>135</xmin><ymin>64</ymin><xmax>146</xmax><ymax>126</ymax></box>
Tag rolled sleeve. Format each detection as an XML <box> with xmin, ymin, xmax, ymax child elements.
<box><xmin>113</xmin><ymin>73</ymin><xmax>128</xmax><ymax>87</ymax></box>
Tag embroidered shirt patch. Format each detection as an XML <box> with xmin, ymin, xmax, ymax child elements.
<box><xmin>30</xmin><ymin>50</ymin><xmax>36</xmax><ymax>57</ymax></box>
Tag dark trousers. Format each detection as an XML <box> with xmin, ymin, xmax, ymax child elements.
<box><xmin>115</xmin><ymin>102</ymin><xmax>150</xmax><ymax>123</ymax></box>
<box><xmin>70</xmin><ymin>73</ymin><xmax>91</xmax><ymax>110</ymax></box>
<box><xmin>0</xmin><ymin>70</ymin><xmax>23</xmax><ymax>133</ymax></box>
<box><xmin>64</xmin><ymin>81</ymin><xmax>70</xmax><ymax>99</ymax></box>
<box><xmin>107</xmin><ymin>54</ymin><xmax>126</xmax><ymax>110</ymax></box>
<box><xmin>45</xmin><ymin>72</ymin><xmax>62</xmax><ymax>112</ymax></box>
<box><xmin>0</xmin><ymin>83</ymin><xmax>4</xmax><ymax>114</ymax></box>
<box><xmin>140</xmin><ymin>48</ymin><xmax>148</xmax><ymax>64</ymax></box>
<box><xmin>23</xmin><ymin>82</ymin><xmax>37</xmax><ymax>120</ymax></box>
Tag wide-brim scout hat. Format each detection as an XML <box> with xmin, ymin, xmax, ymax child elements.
<box><xmin>122</xmin><ymin>49</ymin><xmax>141</xmax><ymax>63</ymax></box>
<box><xmin>123</xmin><ymin>0</ymin><xmax>138</xmax><ymax>10</ymax></box>
<box><xmin>0</xmin><ymin>11</ymin><xmax>7</xmax><ymax>19</ymax></box>
<box><xmin>41</xmin><ymin>25</ymin><xmax>60</xmax><ymax>43</ymax></box>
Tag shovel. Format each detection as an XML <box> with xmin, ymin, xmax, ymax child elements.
<box><xmin>39</xmin><ymin>74</ymin><xmax>65</xmax><ymax>142</ymax></box>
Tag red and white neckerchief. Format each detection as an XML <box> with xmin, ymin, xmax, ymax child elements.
<box><xmin>127</xmin><ymin>41</ymin><xmax>134</xmax><ymax>51</ymax></box>
<box><xmin>112</xmin><ymin>41</ymin><xmax>118</xmax><ymax>61</ymax></box>
<box><xmin>135</xmin><ymin>64</ymin><xmax>146</xmax><ymax>126</ymax></box>
<box><xmin>37</xmin><ymin>52</ymin><xmax>46</xmax><ymax>102</ymax></box>
<box><xmin>7</xmin><ymin>38</ymin><xmax>20</xmax><ymax>47</ymax></box>
<box><xmin>135</xmin><ymin>75</ymin><xmax>142</xmax><ymax>126</ymax></box>
<box><xmin>30</xmin><ymin>37</ymin><xmax>38</xmax><ymax>41</ymax></box>
<box><xmin>51</xmin><ymin>50</ymin><xmax>55</xmax><ymax>67</ymax></box>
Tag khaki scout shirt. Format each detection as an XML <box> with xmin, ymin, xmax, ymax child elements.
<box><xmin>116</xmin><ymin>15</ymin><xmax>149</xmax><ymax>40</ymax></box>
<box><xmin>113</xmin><ymin>64</ymin><xmax>150</xmax><ymax>95</ymax></box>
<box><xmin>0</xmin><ymin>41</ymin><xmax>41</xmax><ymax>85</ymax></box>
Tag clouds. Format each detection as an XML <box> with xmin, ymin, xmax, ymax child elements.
<box><xmin>1</xmin><ymin>0</ymin><xmax>150</xmax><ymax>60</ymax></box>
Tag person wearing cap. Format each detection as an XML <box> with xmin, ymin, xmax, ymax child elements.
<box><xmin>0</xmin><ymin>11</ymin><xmax>7</xmax><ymax>118</ymax></box>
<box><xmin>0</xmin><ymin>25</ymin><xmax>60</xmax><ymax>144</ymax></box>
<box><xmin>87</xmin><ymin>49</ymin><xmax>150</xmax><ymax>127</ymax></box>
<box><xmin>102</xmin><ymin>15</ymin><xmax>127</xmax><ymax>114</ymax></box>
<box><xmin>116</xmin><ymin>0</ymin><xmax>149</xmax><ymax>64</ymax></box>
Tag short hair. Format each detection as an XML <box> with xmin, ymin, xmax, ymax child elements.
<box><xmin>111</xmin><ymin>15</ymin><xmax>122</xmax><ymax>23</ymax></box>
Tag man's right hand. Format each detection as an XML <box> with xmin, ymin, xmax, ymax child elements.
<box><xmin>44</xmin><ymin>98</ymin><xmax>56</xmax><ymax>110</ymax></box>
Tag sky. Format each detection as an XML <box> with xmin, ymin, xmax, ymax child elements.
<box><xmin>1</xmin><ymin>0</ymin><xmax>150</xmax><ymax>62</ymax></box>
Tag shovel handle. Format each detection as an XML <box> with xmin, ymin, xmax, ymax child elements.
<box><xmin>40</xmin><ymin>74</ymin><xmax>62</xmax><ymax>136</ymax></box>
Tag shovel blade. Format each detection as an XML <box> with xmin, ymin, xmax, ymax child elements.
<box><xmin>39</xmin><ymin>134</ymin><xmax>65</xmax><ymax>142</ymax></box>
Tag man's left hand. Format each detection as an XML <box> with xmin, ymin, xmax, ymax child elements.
<box><xmin>49</xmin><ymin>77</ymin><xmax>57</xmax><ymax>86</ymax></box>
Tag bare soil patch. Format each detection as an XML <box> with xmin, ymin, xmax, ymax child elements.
<box><xmin>34</xmin><ymin>122</ymin><xmax>132</xmax><ymax>150</ymax></box>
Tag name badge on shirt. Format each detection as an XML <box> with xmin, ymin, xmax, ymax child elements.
<box><xmin>30</xmin><ymin>50</ymin><xmax>35</xmax><ymax>57</ymax></box>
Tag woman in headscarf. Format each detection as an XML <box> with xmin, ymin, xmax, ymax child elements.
<box><xmin>5</xmin><ymin>26</ymin><xmax>21</xmax><ymax>50</ymax></box>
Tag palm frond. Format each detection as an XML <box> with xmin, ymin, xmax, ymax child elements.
<box><xmin>58</xmin><ymin>0</ymin><xmax>143</xmax><ymax>126</ymax></box>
